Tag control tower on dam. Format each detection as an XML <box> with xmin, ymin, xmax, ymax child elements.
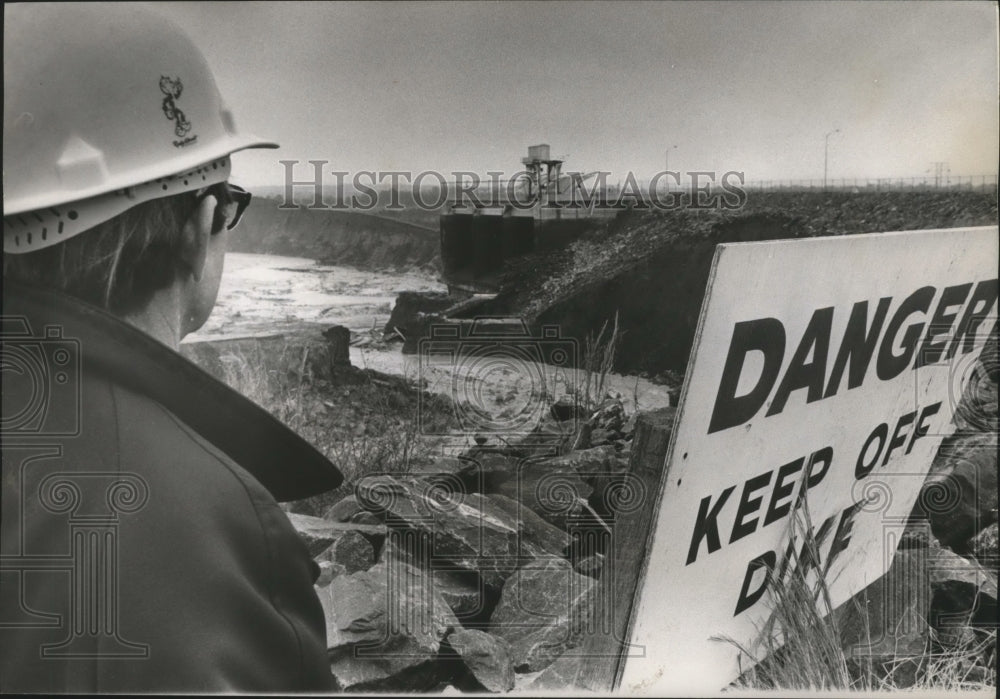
<box><xmin>440</xmin><ymin>144</ymin><xmax>613</xmax><ymax>292</ymax></box>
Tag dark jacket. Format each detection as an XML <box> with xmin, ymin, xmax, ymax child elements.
<box><xmin>1</xmin><ymin>280</ymin><xmax>341</xmax><ymax>693</ymax></box>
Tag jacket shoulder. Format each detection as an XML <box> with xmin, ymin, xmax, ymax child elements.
<box><xmin>0</xmin><ymin>376</ymin><xmax>334</xmax><ymax>693</ymax></box>
<box><xmin>105</xmin><ymin>383</ymin><xmax>334</xmax><ymax>691</ymax></box>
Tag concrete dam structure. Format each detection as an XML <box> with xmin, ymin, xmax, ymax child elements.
<box><xmin>439</xmin><ymin>144</ymin><xmax>609</xmax><ymax>292</ymax></box>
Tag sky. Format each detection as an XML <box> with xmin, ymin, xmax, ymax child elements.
<box><xmin>153</xmin><ymin>1</ymin><xmax>999</xmax><ymax>187</ymax></box>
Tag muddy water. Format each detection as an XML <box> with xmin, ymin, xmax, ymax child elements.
<box><xmin>187</xmin><ymin>253</ymin><xmax>446</xmax><ymax>340</ymax></box>
<box><xmin>184</xmin><ymin>252</ymin><xmax>671</xmax><ymax>415</ymax></box>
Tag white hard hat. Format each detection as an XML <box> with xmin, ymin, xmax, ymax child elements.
<box><xmin>3</xmin><ymin>3</ymin><xmax>278</xmax><ymax>254</ymax></box>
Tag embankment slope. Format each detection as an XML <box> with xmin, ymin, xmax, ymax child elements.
<box><xmin>230</xmin><ymin>197</ymin><xmax>441</xmax><ymax>271</ymax></box>
<box><xmin>478</xmin><ymin>190</ymin><xmax>998</xmax><ymax>375</ymax></box>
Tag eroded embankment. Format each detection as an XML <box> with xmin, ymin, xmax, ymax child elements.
<box><xmin>229</xmin><ymin>197</ymin><xmax>441</xmax><ymax>271</ymax></box>
<box><xmin>475</xmin><ymin>190</ymin><xmax>999</xmax><ymax>376</ymax></box>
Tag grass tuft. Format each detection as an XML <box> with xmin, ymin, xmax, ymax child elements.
<box><xmin>209</xmin><ymin>338</ymin><xmax>451</xmax><ymax>516</ymax></box>
<box><xmin>717</xmin><ymin>490</ymin><xmax>995</xmax><ymax>692</ymax></box>
<box><xmin>579</xmin><ymin>311</ymin><xmax>622</xmax><ymax>411</ymax></box>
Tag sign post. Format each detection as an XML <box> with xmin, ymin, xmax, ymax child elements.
<box><xmin>617</xmin><ymin>226</ymin><xmax>998</xmax><ymax>694</ymax></box>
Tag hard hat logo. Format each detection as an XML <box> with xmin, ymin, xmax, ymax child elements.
<box><xmin>159</xmin><ymin>76</ymin><xmax>197</xmax><ymax>147</ymax></box>
<box><xmin>3</xmin><ymin>4</ymin><xmax>278</xmax><ymax>222</ymax></box>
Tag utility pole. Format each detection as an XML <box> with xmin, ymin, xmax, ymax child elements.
<box><xmin>928</xmin><ymin>161</ymin><xmax>949</xmax><ymax>188</ymax></box>
<box><xmin>823</xmin><ymin>129</ymin><xmax>840</xmax><ymax>190</ymax></box>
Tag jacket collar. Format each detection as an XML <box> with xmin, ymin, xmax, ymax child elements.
<box><xmin>2</xmin><ymin>279</ymin><xmax>343</xmax><ymax>501</ymax></box>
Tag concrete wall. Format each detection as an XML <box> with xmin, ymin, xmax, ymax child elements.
<box><xmin>439</xmin><ymin>214</ymin><xmax>535</xmax><ymax>282</ymax></box>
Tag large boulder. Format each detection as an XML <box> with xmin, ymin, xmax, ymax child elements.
<box><xmin>317</xmin><ymin>530</ymin><xmax>375</xmax><ymax>575</ymax></box>
<box><xmin>591</xmin><ymin>395</ymin><xmax>626</xmax><ymax>433</ymax></box>
<box><xmin>453</xmin><ymin>451</ymin><xmax>520</xmax><ymax>492</ymax></box>
<box><xmin>433</xmin><ymin>570</ymin><xmax>488</xmax><ymax>621</ymax></box>
<box><xmin>540</xmin><ymin>446</ymin><xmax>618</xmax><ymax>477</ymax></box>
<box><xmin>574</xmin><ymin>553</ymin><xmax>604</xmax><ymax>579</ymax></box>
<box><xmin>508</xmin><ymin>414</ymin><xmax>581</xmax><ymax>455</ymax></box>
<box><xmin>408</xmin><ymin>456</ymin><xmax>471</xmax><ymax>479</ymax></box>
<box><xmin>379</xmin><ymin>536</ymin><xmax>490</xmax><ymax>622</ymax></box>
<box><xmin>487</xmin><ymin>494</ymin><xmax>574</xmax><ymax>558</ymax></box>
<box><xmin>382</xmin><ymin>290</ymin><xmax>455</xmax><ymax>344</ymax></box>
<box><xmin>355</xmin><ymin>476</ymin><xmax>570</xmax><ymax>586</ymax></box>
<box><xmin>951</xmin><ymin>351</ymin><xmax>998</xmax><ymax>434</ymax></box>
<box><xmin>838</xmin><ymin>548</ymin><xmax>931</xmax><ymax>687</ymax></box>
<box><xmin>490</xmin><ymin>557</ymin><xmax>595</xmax><ymax>672</ymax></box>
<box><xmin>285</xmin><ymin>512</ymin><xmax>387</xmax><ymax>557</ymax></box>
<box><xmin>838</xmin><ymin>539</ymin><xmax>998</xmax><ymax>685</ymax></box>
<box><xmin>316</xmin><ymin>561</ymin><xmax>458</xmax><ymax>691</ymax></box>
<box><xmin>924</xmin><ymin>544</ymin><xmax>998</xmax><ymax>648</ymax></box>
<box><xmin>970</xmin><ymin>522</ymin><xmax>998</xmax><ymax>568</ymax></box>
<box><xmin>315</xmin><ymin>559</ymin><xmax>338</xmax><ymax>587</ymax></box>
<box><xmin>918</xmin><ymin>432</ymin><xmax>998</xmax><ymax>550</ymax></box>
<box><xmin>541</xmin><ymin>446</ymin><xmax>628</xmax><ymax>510</ymax></box>
<box><xmin>588</xmin><ymin>428</ymin><xmax>616</xmax><ymax>447</ymax></box>
<box><xmin>350</xmin><ymin>510</ymin><xmax>384</xmax><ymax>527</ymax></box>
<box><xmin>490</xmin><ymin>462</ymin><xmax>593</xmax><ymax>528</ymax></box>
<box><xmin>523</xmin><ymin>651</ymin><xmax>588</xmax><ymax>691</ymax></box>
<box><xmin>322</xmin><ymin>495</ymin><xmax>364</xmax><ymax>523</ymax></box>
<box><xmin>445</xmin><ymin>629</ymin><xmax>515</xmax><ymax>693</ymax></box>
<box><xmin>550</xmin><ymin>395</ymin><xmax>587</xmax><ymax>423</ymax></box>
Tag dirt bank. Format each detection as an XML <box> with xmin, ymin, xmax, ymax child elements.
<box><xmin>473</xmin><ymin>190</ymin><xmax>998</xmax><ymax>375</ymax></box>
<box><xmin>230</xmin><ymin>197</ymin><xmax>442</xmax><ymax>272</ymax></box>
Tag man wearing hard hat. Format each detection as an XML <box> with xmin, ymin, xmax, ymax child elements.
<box><xmin>2</xmin><ymin>5</ymin><xmax>341</xmax><ymax>692</ymax></box>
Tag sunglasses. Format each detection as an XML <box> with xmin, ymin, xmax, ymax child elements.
<box><xmin>191</xmin><ymin>182</ymin><xmax>252</xmax><ymax>234</ymax></box>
